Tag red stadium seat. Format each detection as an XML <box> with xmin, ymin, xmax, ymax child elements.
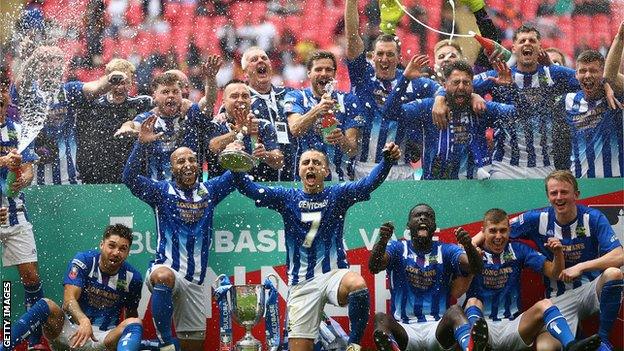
<box><xmin>125</xmin><ymin>1</ymin><xmax>144</xmax><ymax>27</ymax></box>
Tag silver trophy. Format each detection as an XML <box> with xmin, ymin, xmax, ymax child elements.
<box><xmin>231</xmin><ymin>284</ymin><xmax>266</xmax><ymax>351</ymax></box>
<box><xmin>218</xmin><ymin>125</ymin><xmax>259</xmax><ymax>172</ymax></box>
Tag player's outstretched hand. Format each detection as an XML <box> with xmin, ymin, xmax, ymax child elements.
<box><xmin>455</xmin><ymin>227</ymin><xmax>472</xmax><ymax>248</ymax></box>
<box><xmin>138</xmin><ymin>116</ymin><xmax>164</xmax><ymax>144</ymax></box>
<box><xmin>114</xmin><ymin>124</ymin><xmax>139</xmax><ymax>138</ymax></box>
<box><xmin>382</xmin><ymin>142</ymin><xmax>401</xmax><ymax>162</ymax></box>
<box><xmin>470</xmin><ymin>93</ymin><xmax>487</xmax><ymax>114</ymax></box>
<box><xmin>537</xmin><ymin>50</ymin><xmax>553</xmax><ymax>66</ymax></box>
<box><xmin>432</xmin><ymin>96</ymin><xmax>450</xmax><ymax>129</ymax></box>
<box><xmin>70</xmin><ymin>318</ymin><xmax>98</xmax><ymax>348</ymax></box>
<box><xmin>404</xmin><ymin>55</ymin><xmax>430</xmax><ymax>80</ymax></box>
<box><xmin>379</xmin><ymin>222</ymin><xmax>394</xmax><ymax>242</ymax></box>
<box><xmin>202</xmin><ymin>54</ymin><xmax>223</xmax><ymax>79</ymax></box>
<box><xmin>487</xmin><ymin>61</ymin><xmax>512</xmax><ymax>86</ymax></box>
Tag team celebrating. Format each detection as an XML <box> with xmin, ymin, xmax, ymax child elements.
<box><xmin>1</xmin><ymin>0</ymin><xmax>623</xmax><ymax>350</ymax></box>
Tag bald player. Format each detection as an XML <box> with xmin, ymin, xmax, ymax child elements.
<box><xmin>123</xmin><ymin>116</ymin><xmax>235</xmax><ymax>351</ymax></box>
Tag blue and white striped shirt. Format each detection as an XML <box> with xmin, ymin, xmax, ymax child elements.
<box><xmin>467</xmin><ymin>242</ymin><xmax>546</xmax><ymax>321</ymax></box>
<box><xmin>474</xmin><ymin>65</ymin><xmax>579</xmax><ymax>168</ymax></box>
<box><xmin>564</xmin><ymin>91</ymin><xmax>623</xmax><ymax>178</ymax></box>
<box><xmin>0</xmin><ymin>117</ymin><xmax>38</xmax><ymax>226</ymax></box>
<box><xmin>385</xmin><ymin>240</ymin><xmax>465</xmax><ymax>323</ymax></box>
<box><xmin>123</xmin><ymin>142</ymin><xmax>235</xmax><ymax>285</ymax></box>
<box><xmin>510</xmin><ymin>205</ymin><xmax>621</xmax><ymax>298</ymax></box>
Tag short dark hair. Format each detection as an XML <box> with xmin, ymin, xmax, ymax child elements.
<box><xmin>223</xmin><ymin>79</ymin><xmax>248</xmax><ymax>92</ymax></box>
<box><xmin>576</xmin><ymin>50</ymin><xmax>604</xmax><ymax>67</ymax></box>
<box><xmin>103</xmin><ymin>224</ymin><xmax>133</xmax><ymax>245</ymax></box>
<box><xmin>544</xmin><ymin>47</ymin><xmax>566</xmax><ymax>66</ymax></box>
<box><xmin>150</xmin><ymin>72</ymin><xmax>181</xmax><ymax>93</ymax></box>
<box><xmin>306</xmin><ymin>51</ymin><xmax>337</xmax><ymax>71</ymax></box>
<box><xmin>442</xmin><ymin>60</ymin><xmax>474</xmax><ymax>80</ymax></box>
<box><xmin>408</xmin><ymin>203</ymin><xmax>435</xmax><ymax>221</ymax></box>
<box><xmin>483</xmin><ymin>208</ymin><xmax>508</xmax><ymax>225</ymax></box>
<box><xmin>512</xmin><ymin>24</ymin><xmax>541</xmax><ymax>42</ymax></box>
<box><xmin>372</xmin><ymin>34</ymin><xmax>402</xmax><ymax>56</ymax></box>
<box><xmin>300</xmin><ymin>148</ymin><xmax>329</xmax><ymax>166</ymax></box>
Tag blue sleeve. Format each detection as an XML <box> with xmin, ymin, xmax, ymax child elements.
<box><xmin>63</xmin><ymin>252</ymin><xmax>89</xmax><ymax>288</ymax></box>
<box><xmin>122</xmin><ymin>142</ymin><xmax>162</xmax><ymax>207</ymax></box>
<box><xmin>484</xmin><ymin>101</ymin><xmax>516</xmax><ymax>126</ymax></box>
<box><xmin>590</xmin><ymin>210</ymin><xmax>622</xmax><ymax>255</ymax></box>
<box><xmin>549</xmin><ymin>65</ymin><xmax>581</xmax><ymax>94</ymax></box>
<box><xmin>382</xmin><ymin>74</ymin><xmax>411</xmax><ymax>121</ymax></box>
<box><xmin>125</xmin><ymin>269</ymin><xmax>143</xmax><ymax>311</ymax></box>
<box><xmin>209</xmin><ymin>121</ymin><xmax>229</xmax><ymax>140</ymax></box>
<box><xmin>346</xmin><ymin>53</ymin><xmax>375</xmax><ymax>94</ymax></box>
<box><xmin>401</xmin><ymin>99</ymin><xmax>433</xmax><ymax>128</ymax></box>
<box><xmin>385</xmin><ymin>240</ymin><xmax>403</xmax><ymax>269</ymax></box>
<box><xmin>514</xmin><ymin>242</ymin><xmax>546</xmax><ymax>274</ymax></box>
<box><xmin>20</xmin><ymin>142</ymin><xmax>38</xmax><ymax>163</ymax></box>
<box><xmin>509</xmin><ymin>211</ymin><xmax>541</xmax><ymax>240</ymax></box>
<box><xmin>335</xmin><ymin>158</ymin><xmax>392</xmax><ymax>207</ymax></box>
<box><xmin>232</xmin><ymin>172</ymin><xmax>287</xmax><ymax>211</ymax></box>
<box><xmin>133</xmin><ymin>112</ymin><xmax>151</xmax><ymax>124</ymax></box>
<box><xmin>64</xmin><ymin>81</ymin><xmax>86</xmax><ymax>106</ymax></box>
<box><xmin>342</xmin><ymin>94</ymin><xmax>365</xmax><ymax>130</ymax></box>
<box><xmin>444</xmin><ymin>244</ymin><xmax>468</xmax><ymax>276</ymax></box>
<box><xmin>205</xmin><ymin>171</ymin><xmax>235</xmax><ymax>204</ymax></box>
<box><xmin>260</xmin><ymin>122</ymin><xmax>279</xmax><ymax>151</ymax></box>
<box><xmin>186</xmin><ymin>103</ymin><xmax>212</xmax><ymax>130</ymax></box>
<box><xmin>284</xmin><ymin>90</ymin><xmax>305</xmax><ymax>115</ymax></box>
<box><xmin>409</xmin><ymin>77</ymin><xmax>441</xmax><ymax>99</ymax></box>
<box><xmin>473</xmin><ymin>70</ymin><xmax>497</xmax><ymax>96</ymax></box>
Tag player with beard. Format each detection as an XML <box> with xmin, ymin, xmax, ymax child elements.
<box><xmin>563</xmin><ymin>48</ymin><xmax>623</xmax><ymax>178</ymax></box>
<box><xmin>368</xmin><ymin>205</ymin><xmax>486</xmax><ymax>351</ymax></box>
<box><xmin>464</xmin><ymin>208</ymin><xmax>601</xmax><ymax>351</ymax></box>
<box><xmin>284</xmin><ymin>51</ymin><xmax>364</xmax><ymax>181</ymax></box>
<box><xmin>345</xmin><ymin>0</ymin><xmax>442</xmax><ymax>180</ymax></box>
<box><xmin>207</xmin><ymin>80</ymin><xmax>284</xmax><ymax>181</ymax></box>
<box><xmin>384</xmin><ymin>60</ymin><xmax>514</xmax><ymax>179</ymax></box>
<box><xmin>1</xmin><ymin>224</ymin><xmax>144</xmax><ymax>351</ymax></box>
<box><xmin>240</xmin><ymin>46</ymin><xmax>296</xmax><ymax>181</ymax></box>
<box><xmin>127</xmin><ymin>72</ymin><xmax>211</xmax><ymax>180</ymax></box>
<box><xmin>75</xmin><ymin>58</ymin><xmax>152</xmax><ymax>184</ymax></box>
<box><xmin>230</xmin><ymin>142</ymin><xmax>401</xmax><ymax>351</ymax></box>
<box><xmin>123</xmin><ymin>116</ymin><xmax>235</xmax><ymax>351</ymax></box>
<box><xmin>460</xmin><ymin>25</ymin><xmax>583</xmax><ymax>179</ymax></box>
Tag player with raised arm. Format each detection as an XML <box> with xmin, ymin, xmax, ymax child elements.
<box><xmin>230</xmin><ymin>141</ymin><xmax>401</xmax><ymax>351</ymax></box>
<box><xmin>1</xmin><ymin>224</ymin><xmax>144</xmax><ymax>351</ymax></box>
<box><xmin>122</xmin><ymin>116</ymin><xmax>235</xmax><ymax>351</ymax></box>
<box><xmin>344</xmin><ymin>0</ymin><xmax>442</xmax><ymax>180</ymax></box>
<box><xmin>368</xmin><ymin>206</ymin><xmax>486</xmax><ymax>351</ymax></box>
<box><xmin>464</xmin><ymin>208</ymin><xmax>601</xmax><ymax>351</ymax></box>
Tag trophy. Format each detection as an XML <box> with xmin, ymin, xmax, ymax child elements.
<box><xmin>230</xmin><ymin>284</ymin><xmax>266</xmax><ymax>351</ymax></box>
<box><xmin>219</xmin><ymin>105</ymin><xmax>259</xmax><ymax>172</ymax></box>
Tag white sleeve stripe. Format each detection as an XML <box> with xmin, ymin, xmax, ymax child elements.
<box><xmin>539</xmin><ymin>212</ymin><xmax>549</xmax><ymax>235</ymax></box>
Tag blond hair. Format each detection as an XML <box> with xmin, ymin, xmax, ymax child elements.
<box><xmin>105</xmin><ymin>58</ymin><xmax>136</xmax><ymax>76</ymax></box>
<box><xmin>433</xmin><ymin>39</ymin><xmax>463</xmax><ymax>56</ymax></box>
<box><xmin>544</xmin><ymin>170</ymin><xmax>579</xmax><ymax>193</ymax></box>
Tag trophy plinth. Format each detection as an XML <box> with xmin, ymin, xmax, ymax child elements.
<box><xmin>231</xmin><ymin>284</ymin><xmax>265</xmax><ymax>351</ymax></box>
<box><xmin>219</xmin><ymin>130</ymin><xmax>258</xmax><ymax>172</ymax></box>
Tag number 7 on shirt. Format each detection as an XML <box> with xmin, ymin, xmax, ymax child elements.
<box><xmin>301</xmin><ymin>212</ymin><xmax>322</xmax><ymax>248</ymax></box>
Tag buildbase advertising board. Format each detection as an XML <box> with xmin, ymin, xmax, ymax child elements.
<box><xmin>1</xmin><ymin>178</ymin><xmax>623</xmax><ymax>350</ymax></box>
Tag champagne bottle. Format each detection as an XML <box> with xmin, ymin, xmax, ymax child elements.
<box><xmin>6</xmin><ymin>166</ymin><xmax>21</xmax><ymax>198</ymax></box>
<box><xmin>473</xmin><ymin>34</ymin><xmax>512</xmax><ymax>62</ymax></box>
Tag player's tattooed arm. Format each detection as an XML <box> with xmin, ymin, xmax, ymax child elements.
<box><xmin>344</xmin><ymin>0</ymin><xmax>365</xmax><ymax>61</ymax></box>
<box><xmin>543</xmin><ymin>237</ymin><xmax>565</xmax><ymax>279</ymax></box>
<box><xmin>199</xmin><ymin>54</ymin><xmax>223</xmax><ymax>115</ymax></box>
<box><xmin>456</xmin><ymin>227</ymin><xmax>484</xmax><ymax>275</ymax></box>
<box><xmin>369</xmin><ymin>222</ymin><xmax>394</xmax><ymax>274</ymax></box>
<box><xmin>63</xmin><ymin>284</ymin><xmax>98</xmax><ymax>348</ymax></box>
